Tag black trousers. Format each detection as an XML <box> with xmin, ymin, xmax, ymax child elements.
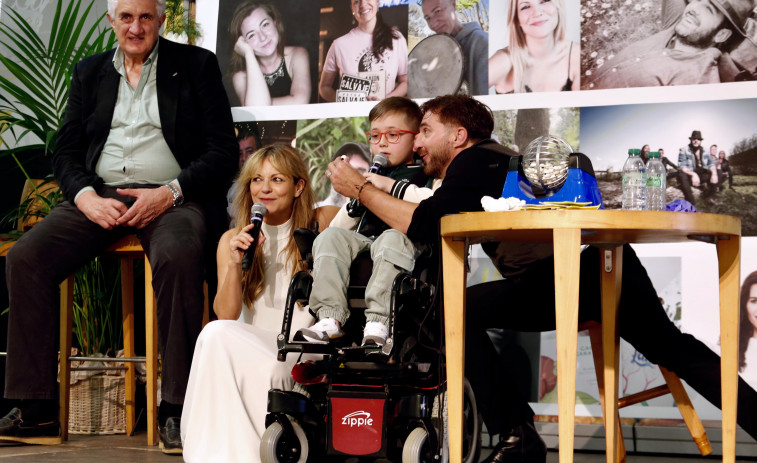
<box><xmin>678</xmin><ymin>169</ymin><xmax>715</xmax><ymax>205</ymax></box>
<box><xmin>5</xmin><ymin>187</ymin><xmax>207</xmax><ymax>404</ymax></box>
<box><xmin>465</xmin><ymin>245</ymin><xmax>757</xmax><ymax>440</ymax></box>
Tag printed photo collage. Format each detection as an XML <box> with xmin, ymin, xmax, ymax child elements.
<box><xmin>212</xmin><ymin>0</ymin><xmax>757</xmax><ymax>105</ymax></box>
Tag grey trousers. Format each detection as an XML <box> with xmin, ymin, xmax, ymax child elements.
<box><xmin>309</xmin><ymin>227</ymin><xmax>418</xmax><ymax>327</ymax></box>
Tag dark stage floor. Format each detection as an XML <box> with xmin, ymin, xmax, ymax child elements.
<box><xmin>0</xmin><ymin>432</ymin><xmax>756</xmax><ymax>462</ymax></box>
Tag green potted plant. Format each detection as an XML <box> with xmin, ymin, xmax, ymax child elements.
<box><xmin>163</xmin><ymin>0</ymin><xmax>201</xmax><ymax>44</ymax></box>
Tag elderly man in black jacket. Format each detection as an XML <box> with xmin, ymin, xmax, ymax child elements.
<box><xmin>0</xmin><ymin>0</ymin><xmax>237</xmax><ymax>453</ymax></box>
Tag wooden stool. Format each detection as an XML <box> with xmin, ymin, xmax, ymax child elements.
<box><xmin>59</xmin><ymin>235</ymin><xmax>209</xmax><ymax>445</ymax></box>
<box><xmin>583</xmin><ymin>322</ymin><xmax>713</xmax><ymax>461</ymax></box>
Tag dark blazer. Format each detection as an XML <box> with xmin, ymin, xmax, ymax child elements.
<box><xmin>53</xmin><ymin>37</ymin><xmax>238</xmax><ymax>210</ymax></box>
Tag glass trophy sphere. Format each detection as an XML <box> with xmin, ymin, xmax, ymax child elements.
<box><xmin>522</xmin><ymin>135</ymin><xmax>572</xmax><ymax>192</ymax></box>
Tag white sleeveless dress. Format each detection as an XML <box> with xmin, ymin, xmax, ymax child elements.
<box><xmin>181</xmin><ymin>219</ymin><xmax>313</xmax><ymax>462</ymax></box>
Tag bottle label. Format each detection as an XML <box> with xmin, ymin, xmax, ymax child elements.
<box><xmin>623</xmin><ymin>172</ymin><xmax>646</xmax><ymax>186</ymax></box>
<box><xmin>647</xmin><ymin>177</ymin><xmax>662</xmax><ymax>188</ymax></box>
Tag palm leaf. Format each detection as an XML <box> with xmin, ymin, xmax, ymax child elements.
<box><xmin>0</xmin><ymin>0</ymin><xmax>114</xmax><ymax>159</ymax></box>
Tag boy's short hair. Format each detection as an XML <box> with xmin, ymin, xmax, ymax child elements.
<box><xmin>368</xmin><ymin>97</ymin><xmax>422</xmax><ymax>131</ymax></box>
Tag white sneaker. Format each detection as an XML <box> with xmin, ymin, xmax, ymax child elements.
<box><xmin>361</xmin><ymin>321</ymin><xmax>389</xmax><ymax>347</ymax></box>
<box><xmin>294</xmin><ymin>318</ymin><xmax>344</xmax><ymax>343</ymax></box>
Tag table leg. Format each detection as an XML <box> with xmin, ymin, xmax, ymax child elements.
<box><xmin>553</xmin><ymin>229</ymin><xmax>582</xmax><ymax>463</ymax></box>
<box><xmin>600</xmin><ymin>247</ymin><xmax>623</xmax><ymax>463</ymax></box>
<box><xmin>442</xmin><ymin>236</ymin><xmax>467</xmax><ymax>463</ymax></box>
<box><xmin>716</xmin><ymin>236</ymin><xmax>740</xmax><ymax>463</ymax></box>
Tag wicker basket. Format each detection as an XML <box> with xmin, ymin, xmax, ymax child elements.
<box><xmin>68</xmin><ymin>375</ymin><xmax>126</xmax><ymax>435</ymax></box>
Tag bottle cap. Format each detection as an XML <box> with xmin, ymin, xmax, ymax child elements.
<box><xmin>649</xmin><ymin>151</ymin><xmax>661</xmax><ymax>158</ymax></box>
<box><xmin>628</xmin><ymin>149</ymin><xmax>641</xmax><ymax>155</ymax></box>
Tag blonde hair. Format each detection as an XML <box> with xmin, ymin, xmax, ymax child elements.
<box><xmin>233</xmin><ymin>144</ymin><xmax>315</xmax><ymax>306</ymax></box>
<box><xmin>508</xmin><ymin>0</ymin><xmax>566</xmax><ymax>93</ymax></box>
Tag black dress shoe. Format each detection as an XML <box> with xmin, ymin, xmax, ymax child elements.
<box><xmin>482</xmin><ymin>422</ymin><xmax>547</xmax><ymax>463</ymax></box>
<box><xmin>158</xmin><ymin>416</ymin><xmax>183</xmax><ymax>455</ymax></box>
<box><xmin>0</xmin><ymin>407</ymin><xmax>62</xmax><ymax>445</ymax></box>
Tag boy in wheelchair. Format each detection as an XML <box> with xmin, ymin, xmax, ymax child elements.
<box><xmin>295</xmin><ymin>97</ymin><xmax>441</xmax><ymax>347</ymax></box>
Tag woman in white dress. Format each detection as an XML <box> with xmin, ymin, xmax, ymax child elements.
<box><xmin>181</xmin><ymin>144</ymin><xmax>316</xmax><ymax>462</ymax></box>
<box><xmin>739</xmin><ymin>271</ymin><xmax>757</xmax><ymax>389</ymax></box>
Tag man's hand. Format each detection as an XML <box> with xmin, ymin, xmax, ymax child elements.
<box><xmin>115</xmin><ymin>186</ymin><xmax>173</xmax><ymax>229</ymax></box>
<box><xmin>328</xmin><ymin>158</ymin><xmax>366</xmax><ymax>199</ymax></box>
<box><xmin>75</xmin><ymin>191</ymin><xmax>129</xmax><ymax>230</ymax></box>
<box><xmin>690</xmin><ymin>172</ymin><xmax>700</xmax><ymax>187</ymax></box>
<box><xmin>364</xmin><ymin>172</ymin><xmax>395</xmax><ymax>193</ymax></box>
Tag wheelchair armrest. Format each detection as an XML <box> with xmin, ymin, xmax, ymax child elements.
<box><xmin>294</xmin><ymin>227</ymin><xmax>318</xmax><ymax>269</ymax></box>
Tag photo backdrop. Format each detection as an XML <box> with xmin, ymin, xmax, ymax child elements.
<box><xmin>196</xmin><ymin>0</ymin><xmax>757</xmax><ymax>421</ymax></box>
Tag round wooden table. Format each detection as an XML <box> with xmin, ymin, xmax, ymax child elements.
<box><xmin>440</xmin><ymin>210</ymin><xmax>741</xmax><ymax>463</ymax></box>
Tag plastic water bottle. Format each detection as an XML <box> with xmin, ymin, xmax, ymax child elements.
<box><xmin>622</xmin><ymin>148</ymin><xmax>647</xmax><ymax>210</ymax></box>
<box><xmin>646</xmin><ymin>151</ymin><xmax>666</xmax><ymax>210</ymax></box>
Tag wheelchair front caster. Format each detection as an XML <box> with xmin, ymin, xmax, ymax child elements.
<box><xmin>402</xmin><ymin>426</ymin><xmax>441</xmax><ymax>463</ymax></box>
<box><xmin>260</xmin><ymin>419</ymin><xmax>309</xmax><ymax>463</ymax></box>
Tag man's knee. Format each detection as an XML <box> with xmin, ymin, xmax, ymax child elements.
<box><xmin>150</xmin><ymin>237</ymin><xmax>205</xmax><ymax>271</ymax></box>
<box><xmin>6</xmin><ymin>233</ymin><xmax>61</xmax><ymax>283</ymax></box>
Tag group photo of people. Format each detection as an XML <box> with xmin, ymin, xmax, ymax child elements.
<box><xmin>581</xmin><ymin>98</ymin><xmax>757</xmax><ymax>235</ymax></box>
<box><xmin>2</xmin><ymin>0</ymin><xmax>757</xmax><ymax>462</ymax></box>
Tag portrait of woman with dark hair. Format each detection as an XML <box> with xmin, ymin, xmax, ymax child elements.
<box><xmin>228</xmin><ymin>1</ymin><xmax>311</xmax><ymax>106</ymax></box>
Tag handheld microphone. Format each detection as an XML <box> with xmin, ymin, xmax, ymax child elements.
<box><xmin>347</xmin><ymin>153</ymin><xmax>388</xmax><ymax>217</ymax></box>
<box><xmin>241</xmin><ymin>203</ymin><xmax>268</xmax><ymax>271</ymax></box>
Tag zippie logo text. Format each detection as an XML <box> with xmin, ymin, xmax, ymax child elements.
<box><xmin>341</xmin><ymin>411</ymin><xmax>374</xmax><ymax>427</ymax></box>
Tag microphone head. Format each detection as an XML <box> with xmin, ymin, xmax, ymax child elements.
<box><xmin>250</xmin><ymin>203</ymin><xmax>268</xmax><ymax>217</ymax></box>
<box><xmin>372</xmin><ymin>153</ymin><xmax>388</xmax><ymax>168</ymax></box>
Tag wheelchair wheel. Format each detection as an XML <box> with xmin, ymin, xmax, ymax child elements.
<box><xmin>460</xmin><ymin>378</ymin><xmax>482</xmax><ymax>463</ymax></box>
<box><xmin>431</xmin><ymin>378</ymin><xmax>482</xmax><ymax>463</ymax></box>
<box><xmin>260</xmin><ymin>420</ymin><xmax>309</xmax><ymax>463</ymax></box>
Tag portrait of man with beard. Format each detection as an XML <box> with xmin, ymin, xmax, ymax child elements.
<box><xmin>584</xmin><ymin>0</ymin><xmax>757</xmax><ymax>89</ymax></box>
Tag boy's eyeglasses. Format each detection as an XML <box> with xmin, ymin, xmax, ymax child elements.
<box><xmin>365</xmin><ymin>130</ymin><xmax>418</xmax><ymax>144</ymax></box>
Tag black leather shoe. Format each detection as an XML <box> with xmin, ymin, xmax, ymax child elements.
<box><xmin>0</xmin><ymin>407</ymin><xmax>61</xmax><ymax>445</ymax></box>
<box><xmin>158</xmin><ymin>416</ymin><xmax>183</xmax><ymax>455</ymax></box>
<box><xmin>482</xmin><ymin>422</ymin><xmax>547</xmax><ymax>463</ymax></box>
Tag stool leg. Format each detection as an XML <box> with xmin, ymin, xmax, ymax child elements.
<box><xmin>659</xmin><ymin>367</ymin><xmax>713</xmax><ymax>456</ymax></box>
<box><xmin>145</xmin><ymin>258</ymin><xmax>158</xmax><ymax>446</ymax></box>
<box><xmin>120</xmin><ymin>257</ymin><xmax>136</xmax><ymax>436</ymax></box>
<box><xmin>58</xmin><ymin>275</ymin><xmax>74</xmax><ymax>441</ymax></box>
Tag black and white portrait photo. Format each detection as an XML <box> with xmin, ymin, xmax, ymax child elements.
<box><xmin>581</xmin><ymin>0</ymin><xmax>757</xmax><ymax>89</ymax></box>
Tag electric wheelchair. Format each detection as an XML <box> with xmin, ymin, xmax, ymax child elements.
<box><xmin>260</xmin><ymin>222</ymin><xmax>482</xmax><ymax>463</ymax></box>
